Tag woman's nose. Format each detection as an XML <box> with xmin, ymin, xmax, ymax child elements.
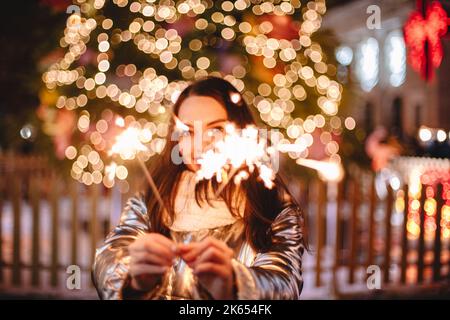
<box><xmin>192</xmin><ymin>128</ymin><xmax>216</xmax><ymax>158</ymax></box>
<box><xmin>191</xmin><ymin>132</ymin><xmax>207</xmax><ymax>159</ymax></box>
<box><xmin>202</xmin><ymin>132</ymin><xmax>213</xmax><ymax>146</ymax></box>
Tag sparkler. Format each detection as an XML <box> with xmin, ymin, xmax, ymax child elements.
<box><xmin>108</xmin><ymin>111</ymin><xmax>199</xmax><ymax>208</ymax></box>
<box><xmin>194</xmin><ymin>123</ymin><xmax>344</xmax><ymax>198</ymax></box>
<box><xmin>174</xmin><ymin>114</ymin><xmax>190</xmax><ymax>132</ymax></box>
<box><xmin>195</xmin><ymin>123</ymin><xmax>276</xmax><ymax>199</ymax></box>
<box><xmin>108</xmin><ymin>126</ymin><xmax>166</xmax><ymax>211</ymax></box>
<box><xmin>105</xmin><ymin>161</ymin><xmax>118</xmax><ymax>181</ymax></box>
<box><xmin>295</xmin><ymin>158</ymin><xmax>344</xmax><ymax>182</ymax></box>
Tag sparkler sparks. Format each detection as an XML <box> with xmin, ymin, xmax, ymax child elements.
<box><xmin>105</xmin><ymin>161</ymin><xmax>118</xmax><ymax>181</ymax></box>
<box><xmin>195</xmin><ymin>123</ymin><xmax>277</xmax><ymax>197</ymax></box>
<box><xmin>296</xmin><ymin>158</ymin><xmax>344</xmax><ymax>182</ymax></box>
<box><xmin>108</xmin><ymin>127</ymin><xmax>148</xmax><ymax>160</ymax></box>
<box><xmin>194</xmin><ymin>123</ymin><xmax>344</xmax><ymax>195</ymax></box>
<box><xmin>108</xmin><ymin>126</ymin><xmax>166</xmax><ymax>211</ymax></box>
<box><xmin>174</xmin><ymin>114</ymin><xmax>190</xmax><ymax>133</ymax></box>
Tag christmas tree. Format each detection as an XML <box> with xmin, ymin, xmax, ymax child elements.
<box><xmin>39</xmin><ymin>0</ymin><xmax>352</xmax><ymax>188</ymax></box>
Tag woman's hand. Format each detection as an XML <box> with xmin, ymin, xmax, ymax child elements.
<box><xmin>128</xmin><ymin>233</ymin><xmax>176</xmax><ymax>291</ymax></box>
<box><xmin>178</xmin><ymin>237</ymin><xmax>235</xmax><ymax>300</ymax></box>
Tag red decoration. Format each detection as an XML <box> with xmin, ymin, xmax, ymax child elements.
<box><xmin>262</xmin><ymin>15</ymin><xmax>299</xmax><ymax>41</ymax></box>
<box><xmin>40</xmin><ymin>0</ymin><xmax>73</xmax><ymax>12</ymax></box>
<box><xmin>404</xmin><ymin>0</ymin><xmax>448</xmax><ymax>80</ymax></box>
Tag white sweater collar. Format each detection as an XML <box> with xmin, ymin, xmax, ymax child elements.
<box><xmin>169</xmin><ymin>170</ymin><xmax>245</xmax><ymax>232</ymax></box>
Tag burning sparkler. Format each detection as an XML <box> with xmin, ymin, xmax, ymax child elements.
<box><xmin>296</xmin><ymin>158</ymin><xmax>344</xmax><ymax>182</ymax></box>
<box><xmin>108</xmin><ymin>126</ymin><xmax>166</xmax><ymax>211</ymax></box>
<box><xmin>108</xmin><ymin>126</ymin><xmax>147</xmax><ymax>160</ymax></box>
<box><xmin>194</xmin><ymin>123</ymin><xmax>344</xmax><ymax>197</ymax></box>
<box><xmin>195</xmin><ymin>123</ymin><xmax>276</xmax><ymax>198</ymax></box>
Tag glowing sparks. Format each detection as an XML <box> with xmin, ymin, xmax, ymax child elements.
<box><xmin>108</xmin><ymin>125</ymin><xmax>166</xmax><ymax>211</ymax></box>
<box><xmin>196</xmin><ymin>148</ymin><xmax>228</xmax><ymax>182</ymax></box>
<box><xmin>196</xmin><ymin>124</ymin><xmax>276</xmax><ymax>190</ymax></box>
<box><xmin>174</xmin><ymin>115</ymin><xmax>190</xmax><ymax>133</ymax></box>
<box><xmin>296</xmin><ymin>158</ymin><xmax>344</xmax><ymax>182</ymax></box>
<box><xmin>259</xmin><ymin>164</ymin><xmax>275</xmax><ymax>189</ymax></box>
<box><xmin>109</xmin><ymin>127</ymin><xmax>148</xmax><ymax>160</ymax></box>
<box><xmin>276</xmin><ymin>143</ymin><xmax>307</xmax><ymax>153</ymax></box>
<box><xmin>105</xmin><ymin>161</ymin><xmax>118</xmax><ymax>181</ymax></box>
<box><xmin>115</xmin><ymin>116</ymin><xmax>125</xmax><ymax>127</ymax></box>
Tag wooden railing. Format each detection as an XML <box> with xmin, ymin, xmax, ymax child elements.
<box><xmin>300</xmin><ymin>169</ymin><xmax>450</xmax><ymax>298</ymax></box>
<box><xmin>0</xmin><ymin>154</ymin><xmax>449</xmax><ymax>299</ymax></box>
<box><xmin>0</xmin><ymin>153</ymin><xmax>141</xmax><ymax>298</ymax></box>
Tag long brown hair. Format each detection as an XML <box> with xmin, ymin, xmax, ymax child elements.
<box><xmin>145</xmin><ymin>76</ymin><xmax>303</xmax><ymax>252</ymax></box>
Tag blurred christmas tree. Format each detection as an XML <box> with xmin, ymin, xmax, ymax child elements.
<box><xmin>38</xmin><ymin>0</ymin><xmax>365</xmax><ymax>187</ymax></box>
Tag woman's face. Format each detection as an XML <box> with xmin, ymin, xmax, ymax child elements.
<box><xmin>176</xmin><ymin>95</ymin><xmax>228</xmax><ymax>172</ymax></box>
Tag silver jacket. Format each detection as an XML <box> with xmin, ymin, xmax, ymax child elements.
<box><xmin>92</xmin><ymin>193</ymin><xmax>305</xmax><ymax>300</ymax></box>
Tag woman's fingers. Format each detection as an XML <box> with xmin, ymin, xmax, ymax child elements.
<box><xmin>179</xmin><ymin>243</ymin><xmax>207</xmax><ymax>262</ymax></box>
<box><xmin>144</xmin><ymin>239</ymin><xmax>176</xmax><ymax>260</ymax></box>
<box><xmin>130</xmin><ymin>233</ymin><xmax>176</xmax><ymax>261</ymax></box>
<box><xmin>132</xmin><ymin>235</ymin><xmax>233</xmax><ymax>275</ymax></box>
<box><xmin>189</xmin><ymin>246</ymin><xmax>226</xmax><ymax>267</ymax></box>
<box><xmin>176</xmin><ymin>242</ymin><xmax>191</xmax><ymax>253</ymax></box>
<box><xmin>130</xmin><ymin>233</ymin><xmax>175</xmax><ymax>252</ymax></box>
<box><xmin>152</xmin><ymin>233</ymin><xmax>177</xmax><ymax>252</ymax></box>
<box><xmin>131</xmin><ymin>250</ymin><xmax>173</xmax><ymax>266</ymax></box>
<box><xmin>180</xmin><ymin>237</ymin><xmax>229</xmax><ymax>262</ymax></box>
<box><xmin>129</xmin><ymin>263</ymin><xmax>168</xmax><ymax>276</ymax></box>
<box><xmin>130</xmin><ymin>239</ymin><xmax>173</xmax><ymax>260</ymax></box>
<box><xmin>193</xmin><ymin>262</ymin><xmax>228</xmax><ymax>278</ymax></box>
<box><xmin>128</xmin><ymin>233</ymin><xmax>175</xmax><ymax>291</ymax></box>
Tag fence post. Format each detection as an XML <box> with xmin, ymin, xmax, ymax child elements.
<box><xmin>383</xmin><ymin>185</ymin><xmax>393</xmax><ymax>284</ymax></box>
<box><xmin>315</xmin><ymin>179</ymin><xmax>326</xmax><ymax>287</ymax></box>
<box><xmin>432</xmin><ymin>183</ymin><xmax>444</xmax><ymax>281</ymax></box>
<box><xmin>30</xmin><ymin>176</ymin><xmax>41</xmax><ymax>287</ymax></box>
<box><xmin>12</xmin><ymin>175</ymin><xmax>22</xmax><ymax>286</ymax></box>
<box><xmin>332</xmin><ymin>179</ymin><xmax>345</xmax><ymax>296</ymax></box>
<box><xmin>417</xmin><ymin>184</ymin><xmax>427</xmax><ymax>284</ymax></box>
<box><xmin>90</xmin><ymin>184</ymin><xmax>99</xmax><ymax>269</ymax></box>
<box><xmin>50</xmin><ymin>174</ymin><xmax>60</xmax><ymax>287</ymax></box>
<box><xmin>367</xmin><ymin>174</ymin><xmax>376</xmax><ymax>270</ymax></box>
<box><xmin>400</xmin><ymin>184</ymin><xmax>409</xmax><ymax>284</ymax></box>
<box><xmin>70</xmin><ymin>179</ymin><xmax>79</xmax><ymax>267</ymax></box>
<box><xmin>348</xmin><ymin>179</ymin><xmax>359</xmax><ymax>284</ymax></box>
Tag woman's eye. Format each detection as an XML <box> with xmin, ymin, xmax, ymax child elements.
<box><xmin>206</xmin><ymin>127</ymin><xmax>224</xmax><ymax>137</ymax></box>
<box><xmin>178</xmin><ymin>130</ymin><xmax>191</xmax><ymax>137</ymax></box>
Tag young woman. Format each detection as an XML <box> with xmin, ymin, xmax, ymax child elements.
<box><xmin>93</xmin><ymin>76</ymin><xmax>306</xmax><ymax>300</ymax></box>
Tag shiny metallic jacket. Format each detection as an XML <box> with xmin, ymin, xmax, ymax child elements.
<box><xmin>92</xmin><ymin>193</ymin><xmax>305</xmax><ymax>300</ymax></box>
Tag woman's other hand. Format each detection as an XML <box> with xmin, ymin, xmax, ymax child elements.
<box><xmin>178</xmin><ymin>237</ymin><xmax>235</xmax><ymax>299</ymax></box>
<box><xmin>128</xmin><ymin>233</ymin><xmax>176</xmax><ymax>291</ymax></box>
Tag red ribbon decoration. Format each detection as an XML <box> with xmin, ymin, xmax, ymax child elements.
<box><xmin>403</xmin><ymin>0</ymin><xmax>448</xmax><ymax>80</ymax></box>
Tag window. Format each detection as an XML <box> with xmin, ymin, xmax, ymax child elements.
<box><xmin>356</xmin><ymin>37</ymin><xmax>379</xmax><ymax>92</ymax></box>
<box><xmin>385</xmin><ymin>30</ymin><xmax>406</xmax><ymax>87</ymax></box>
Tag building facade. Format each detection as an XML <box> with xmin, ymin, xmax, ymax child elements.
<box><xmin>324</xmin><ymin>0</ymin><xmax>450</xmax><ymax>142</ymax></box>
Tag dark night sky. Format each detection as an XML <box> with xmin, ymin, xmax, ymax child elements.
<box><xmin>0</xmin><ymin>1</ymin><xmax>66</xmax><ymax>151</ymax></box>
